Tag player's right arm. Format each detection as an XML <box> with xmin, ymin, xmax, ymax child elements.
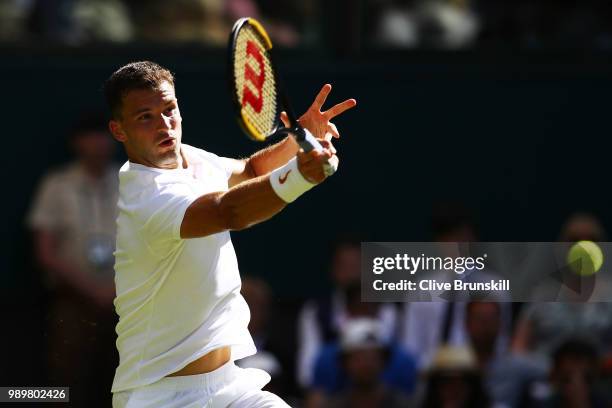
<box><xmin>180</xmin><ymin>147</ymin><xmax>334</xmax><ymax>239</ymax></box>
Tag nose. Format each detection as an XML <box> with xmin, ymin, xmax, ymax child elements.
<box><xmin>158</xmin><ymin>113</ymin><xmax>173</xmax><ymax>130</ymax></box>
<box><xmin>162</xmin><ymin>113</ymin><xmax>172</xmax><ymax>128</ymax></box>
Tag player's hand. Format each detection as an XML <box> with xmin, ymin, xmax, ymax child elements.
<box><xmin>297</xmin><ymin>139</ymin><xmax>337</xmax><ymax>184</ymax></box>
<box><xmin>281</xmin><ymin>83</ymin><xmax>356</xmax><ymax>143</ymax></box>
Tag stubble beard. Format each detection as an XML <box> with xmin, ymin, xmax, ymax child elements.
<box><xmin>155</xmin><ymin>142</ymin><xmax>182</xmax><ymax>168</ymax></box>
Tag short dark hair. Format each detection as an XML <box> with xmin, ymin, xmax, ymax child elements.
<box><xmin>104</xmin><ymin>61</ymin><xmax>175</xmax><ymax>119</ymax></box>
<box><xmin>553</xmin><ymin>338</ymin><xmax>599</xmax><ymax>365</ymax></box>
<box><xmin>431</xmin><ymin>201</ymin><xmax>476</xmax><ymax>239</ymax></box>
<box><xmin>70</xmin><ymin>111</ymin><xmax>108</xmax><ymax>140</ymax></box>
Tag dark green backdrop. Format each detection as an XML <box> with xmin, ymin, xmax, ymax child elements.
<box><xmin>4</xmin><ymin>48</ymin><xmax>612</xmax><ymax>297</ymax></box>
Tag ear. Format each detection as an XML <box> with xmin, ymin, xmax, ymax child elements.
<box><xmin>109</xmin><ymin>120</ymin><xmax>126</xmax><ymax>142</ymax></box>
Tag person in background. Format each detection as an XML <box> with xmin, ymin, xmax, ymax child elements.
<box><xmin>297</xmin><ymin>235</ymin><xmax>398</xmax><ymax>388</ymax></box>
<box><xmin>522</xmin><ymin>339</ymin><xmax>608</xmax><ymax>408</ymax></box>
<box><xmin>466</xmin><ymin>301</ymin><xmax>544</xmax><ymax>407</ymax></box>
<box><xmin>27</xmin><ymin>112</ymin><xmax>119</xmax><ymax>406</ymax></box>
<box><xmin>237</xmin><ymin>276</ymin><xmax>294</xmax><ymax>401</ymax></box>
<box><xmin>420</xmin><ymin>345</ymin><xmax>490</xmax><ymax>408</ymax></box>
<box><xmin>512</xmin><ymin>213</ymin><xmax>612</xmax><ymax>361</ymax></box>
<box><xmin>367</xmin><ymin>0</ymin><xmax>479</xmax><ymax>49</ymax></box>
<box><xmin>306</xmin><ymin>285</ymin><xmax>417</xmax><ymax>407</ymax></box>
<box><xmin>401</xmin><ymin>201</ymin><xmax>513</xmax><ymax>369</ymax></box>
<box><xmin>28</xmin><ymin>0</ymin><xmax>132</xmax><ymax>44</ymax></box>
<box><xmin>320</xmin><ymin>318</ymin><xmax>412</xmax><ymax>408</ymax></box>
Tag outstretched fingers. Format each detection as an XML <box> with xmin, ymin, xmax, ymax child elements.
<box><xmin>324</xmin><ymin>99</ymin><xmax>357</xmax><ymax>119</ymax></box>
<box><xmin>312</xmin><ymin>84</ymin><xmax>332</xmax><ymax>111</ymax></box>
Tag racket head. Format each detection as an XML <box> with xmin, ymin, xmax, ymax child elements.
<box><xmin>228</xmin><ymin>17</ymin><xmax>280</xmax><ymax>142</ymax></box>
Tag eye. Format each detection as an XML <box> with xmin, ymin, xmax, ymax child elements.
<box><xmin>138</xmin><ymin>113</ymin><xmax>152</xmax><ymax>121</ymax></box>
<box><xmin>164</xmin><ymin>106</ymin><xmax>176</xmax><ymax>115</ymax></box>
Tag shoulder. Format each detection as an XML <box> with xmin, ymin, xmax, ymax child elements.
<box><xmin>35</xmin><ymin>162</ymin><xmax>80</xmax><ymax>191</ymax></box>
<box><xmin>182</xmin><ymin>143</ymin><xmax>235</xmax><ymax>180</ymax></box>
<box><xmin>118</xmin><ymin>162</ymin><xmax>195</xmax><ymax>208</ymax></box>
<box><xmin>182</xmin><ymin>144</ymin><xmax>222</xmax><ymax>163</ymax></box>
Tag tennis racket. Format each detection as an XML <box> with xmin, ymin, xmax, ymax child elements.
<box><xmin>227</xmin><ymin>17</ymin><xmax>338</xmax><ymax>176</ymax></box>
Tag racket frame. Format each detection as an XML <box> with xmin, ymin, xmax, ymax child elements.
<box><xmin>227</xmin><ymin>17</ymin><xmax>313</xmax><ymax>151</ymax></box>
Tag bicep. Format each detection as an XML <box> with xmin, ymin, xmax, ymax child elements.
<box><xmin>180</xmin><ymin>174</ymin><xmax>286</xmax><ymax>239</ymax></box>
<box><xmin>180</xmin><ymin>191</ymin><xmax>228</xmax><ymax>239</ymax></box>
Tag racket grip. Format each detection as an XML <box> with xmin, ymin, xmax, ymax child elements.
<box><xmin>298</xmin><ymin>129</ymin><xmax>338</xmax><ymax>176</ymax></box>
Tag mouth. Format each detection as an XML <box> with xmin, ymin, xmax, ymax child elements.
<box><xmin>158</xmin><ymin>137</ymin><xmax>176</xmax><ymax>148</ymax></box>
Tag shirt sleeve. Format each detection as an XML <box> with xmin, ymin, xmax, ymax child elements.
<box><xmin>198</xmin><ymin>149</ymin><xmax>234</xmax><ymax>181</ymax></box>
<box><xmin>136</xmin><ymin>181</ymin><xmax>199</xmax><ymax>251</ymax></box>
<box><xmin>27</xmin><ymin>173</ymin><xmax>61</xmax><ymax>231</ymax></box>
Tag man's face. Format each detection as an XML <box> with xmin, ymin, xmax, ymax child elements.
<box><xmin>344</xmin><ymin>348</ymin><xmax>385</xmax><ymax>388</ymax></box>
<box><xmin>73</xmin><ymin>130</ymin><xmax>114</xmax><ymax>169</ymax></box>
<box><xmin>466</xmin><ymin>302</ymin><xmax>500</xmax><ymax>352</ymax></box>
<box><xmin>331</xmin><ymin>245</ymin><xmax>361</xmax><ymax>288</ymax></box>
<box><xmin>110</xmin><ymin>81</ymin><xmax>182</xmax><ymax>168</ymax></box>
<box><xmin>552</xmin><ymin>356</ymin><xmax>597</xmax><ymax>402</ymax></box>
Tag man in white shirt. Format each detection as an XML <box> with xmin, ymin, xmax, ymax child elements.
<box><xmin>105</xmin><ymin>61</ymin><xmax>356</xmax><ymax>407</ymax></box>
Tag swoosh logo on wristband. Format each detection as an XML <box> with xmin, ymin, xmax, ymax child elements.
<box><xmin>279</xmin><ymin>170</ymin><xmax>291</xmax><ymax>184</ymax></box>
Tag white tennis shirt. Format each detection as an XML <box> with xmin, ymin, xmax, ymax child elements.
<box><xmin>111</xmin><ymin>144</ymin><xmax>256</xmax><ymax>393</ymax></box>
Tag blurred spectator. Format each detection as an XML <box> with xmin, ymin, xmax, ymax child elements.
<box><xmin>307</xmin><ymin>287</ymin><xmax>417</xmax><ymax>405</ymax></box>
<box><xmin>475</xmin><ymin>0</ymin><xmax>612</xmax><ymax>50</ymax></box>
<box><xmin>126</xmin><ymin>0</ymin><xmax>228</xmax><ymax>45</ymax></box>
<box><xmin>418</xmin><ymin>0</ymin><xmax>480</xmax><ymax>48</ymax></box>
<box><xmin>421</xmin><ymin>345</ymin><xmax>490</xmax><ymax>408</ymax></box>
<box><xmin>559</xmin><ymin>212</ymin><xmax>607</xmax><ymax>243</ymax></box>
<box><xmin>0</xmin><ymin>0</ymin><xmax>33</xmax><ymax>42</ymax></box>
<box><xmin>512</xmin><ymin>213</ymin><xmax>612</xmax><ymax>359</ymax></box>
<box><xmin>27</xmin><ymin>112</ymin><xmax>118</xmax><ymax>406</ymax></box>
<box><xmin>525</xmin><ymin>212</ymin><xmax>612</xmax><ymax>302</ymax></box>
<box><xmin>28</xmin><ymin>0</ymin><xmax>132</xmax><ymax>44</ymax></box>
<box><xmin>237</xmin><ymin>276</ymin><xmax>293</xmax><ymax>399</ymax></box>
<box><xmin>512</xmin><ymin>301</ymin><xmax>612</xmax><ymax>362</ymax></box>
<box><xmin>319</xmin><ymin>318</ymin><xmax>412</xmax><ymax>408</ymax></box>
<box><xmin>401</xmin><ymin>202</ymin><xmax>513</xmax><ymax>368</ymax></box>
<box><xmin>368</xmin><ymin>0</ymin><xmax>480</xmax><ymax>49</ymax></box>
<box><xmin>125</xmin><ymin>0</ymin><xmax>308</xmax><ymax>47</ymax></box>
<box><xmin>467</xmin><ymin>301</ymin><xmax>545</xmax><ymax>407</ymax></box>
<box><xmin>4</xmin><ymin>0</ymin><xmax>612</xmax><ymax>50</ymax></box>
<box><xmin>254</xmin><ymin>0</ymin><xmax>308</xmax><ymax>47</ymax></box>
<box><xmin>522</xmin><ymin>339</ymin><xmax>608</xmax><ymax>408</ymax></box>
<box><xmin>466</xmin><ymin>302</ymin><xmax>500</xmax><ymax>370</ymax></box>
<box><xmin>297</xmin><ymin>235</ymin><xmax>398</xmax><ymax>388</ymax></box>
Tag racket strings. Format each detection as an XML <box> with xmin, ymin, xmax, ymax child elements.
<box><xmin>233</xmin><ymin>25</ymin><xmax>278</xmax><ymax>139</ymax></box>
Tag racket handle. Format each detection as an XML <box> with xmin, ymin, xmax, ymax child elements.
<box><xmin>298</xmin><ymin>129</ymin><xmax>338</xmax><ymax>177</ymax></box>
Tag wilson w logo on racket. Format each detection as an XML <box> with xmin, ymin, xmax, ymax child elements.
<box><xmin>227</xmin><ymin>17</ymin><xmax>339</xmax><ymax>175</ymax></box>
<box><xmin>242</xmin><ymin>41</ymin><xmax>265</xmax><ymax>113</ymax></box>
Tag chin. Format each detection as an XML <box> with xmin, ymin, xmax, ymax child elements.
<box><xmin>156</xmin><ymin>151</ymin><xmax>180</xmax><ymax>167</ymax></box>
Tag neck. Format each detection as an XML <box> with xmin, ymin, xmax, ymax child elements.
<box><xmin>351</xmin><ymin>383</ymin><xmax>383</xmax><ymax>399</ymax></box>
<box><xmin>473</xmin><ymin>341</ymin><xmax>496</xmax><ymax>365</ymax></box>
<box><xmin>127</xmin><ymin>146</ymin><xmax>186</xmax><ymax>170</ymax></box>
<box><xmin>80</xmin><ymin>160</ymin><xmax>106</xmax><ymax>179</ymax></box>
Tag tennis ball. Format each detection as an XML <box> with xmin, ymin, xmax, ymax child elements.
<box><xmin>566</xmin><ymin>241</ymin><xmax>603</xmax><ymax>276</ymax></box>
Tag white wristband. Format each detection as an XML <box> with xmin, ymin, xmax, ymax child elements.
<box><xmin>269</xmin><ymin>157</ymin><xmax>315</xmax><ymax>203</ymax></box>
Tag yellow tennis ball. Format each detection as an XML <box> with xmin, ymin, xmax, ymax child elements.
<box><xmin>567</xmin><ymin>241</ymin><xmax>603</xmax><ymax>276</ymax></box>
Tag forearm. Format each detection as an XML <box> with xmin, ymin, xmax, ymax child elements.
<box><xmin>181</xmin><ymin>173</ymin><xmax>287</xmax><ymax>238</ymax></box>
<box><xmin>182</xmin><ymin>148</ymin><xmax>325</xmax><ymax>239</ymax></box>
<box><xmin>248</xmin><ymin>136</ymin><xmax>299</xmax><ymax>176</ymax></box>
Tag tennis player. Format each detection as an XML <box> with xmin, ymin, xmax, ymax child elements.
<box><xmin>106</xmin><ymin>61</ymin><xmax>355</xmax><ymax>407</ymax></box>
